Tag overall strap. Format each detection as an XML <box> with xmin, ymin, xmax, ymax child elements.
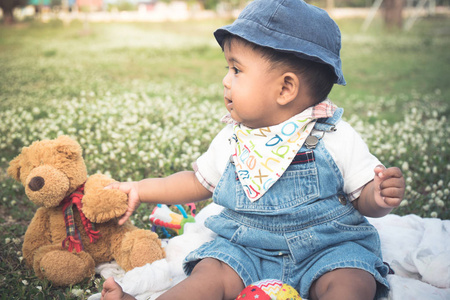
<box><xmin>305</xmin><ymin>108</ymin><xmax>343</xmax><ymax>149</ymax></box>
<box><xmin>314</xmin><ymin>107</ymin><xmax>343</xmax><ymax>131</ymax></box>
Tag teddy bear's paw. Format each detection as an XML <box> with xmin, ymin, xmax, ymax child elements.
<box><xmin>82</xmin><ymin>189</ymin><xmax>128</xmax><ymax>223</ymax></box>
<box><xmin>38</xmin><ymin>250</ymin><xmax>95</xmax><ymax>286</ymax></box>
<box><xmin>116</xmin><ymin>229</ymin><xmax>165</xmax><ymax>271</ymax></box>
<box><xmin>90</xmin><ymin>208</ymin><xmax>128</xmax><ymax>224</ymax></box>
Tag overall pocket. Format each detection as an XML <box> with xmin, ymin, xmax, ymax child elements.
<box><xmin>329</xmin><ymin>212</ymin><xmax>382</xmax><ymax>256</ymax></box>
<box><xmin>286</xmin><ymin>210</ymin><xmax>381</xmax><ymax>264</ymax></box>
<box><xmin>286</xmin><ymin>229</ymin><xmax>318</xmax><ymax>264</ymax></box>
<box><xmin>234</xmin><ymin>153</ymin><xmax>319</xmax><ymax>215</ymax></box>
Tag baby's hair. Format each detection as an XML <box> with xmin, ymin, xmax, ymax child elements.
<box><xmin>221</xmin><ymin>34</ymin><xmax>336</xmax><ymax>103</ymax></box>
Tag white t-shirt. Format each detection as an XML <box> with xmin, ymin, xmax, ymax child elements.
<box><xmin>194</xmin><ymin>119</ymin><xmax>381</xmax><ymax>201</ymax></box>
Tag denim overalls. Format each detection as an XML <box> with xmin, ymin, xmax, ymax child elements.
<box><xmin>184</xmin><ymin>109</ymin><xmax>389</xmax><ymax>299</ymax></box>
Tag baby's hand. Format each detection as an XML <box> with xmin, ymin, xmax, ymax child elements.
<box><xmin>104</xmin><ymin>181</ymin><xmax>140</xmax><ymax>225</ymax></box>
<box><xmin>373</xmin><ymin>165</ymin><xmax>405</xmax><ymax>208</ymax></box>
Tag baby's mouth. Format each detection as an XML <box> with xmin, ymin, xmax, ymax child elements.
<box><xmin>225</xmin><ymin>97</ymin><xmax>233</xmax><ymax>108</ymax></box>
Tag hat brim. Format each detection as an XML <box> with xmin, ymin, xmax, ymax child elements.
<box><xmin>214</xmin><ymin>19</ymin><xmax>346</xmax><ymax>86</ymax></box>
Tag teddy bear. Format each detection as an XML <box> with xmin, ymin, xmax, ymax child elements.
<box><xmin>7</xmin><ymin>135</ymin><xmax>165</xmax><ymax>286</ymax></box>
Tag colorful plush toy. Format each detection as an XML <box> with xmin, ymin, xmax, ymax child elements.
<box><xmin>149</xmin><ymin>204</ymin><xmax>196</xmax><ymax>237</ymax></box>
<box><xmin>236</xmin><ymin>279</ymin><xmax>302</xmax><ymax>300</ymax></box>
<box><xmin>7</xmin><ymin>136</ymin><xmax>165</xmax><ymax>286</ymax></box>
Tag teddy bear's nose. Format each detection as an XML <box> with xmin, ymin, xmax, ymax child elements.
<box><xmin>29</xmin><ymin>176</ymin><xmax>45</xmax><ymax>191</ymax></box>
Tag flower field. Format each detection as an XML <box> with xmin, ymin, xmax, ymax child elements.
<box><xmin>0</xmin><ymin>16</ymin><xmax>449</xmax><ymax>298</ymax></box>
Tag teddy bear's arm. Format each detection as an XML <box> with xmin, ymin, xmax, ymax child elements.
<box><xmin>22</xmin><ymin>207</ymin><xmax>52</xmax><ymax>267</ymax></box>
<box><xmin>82</xmin><ymin>174</ymin><xmax>128</xmax><ymax>223</ymax></box>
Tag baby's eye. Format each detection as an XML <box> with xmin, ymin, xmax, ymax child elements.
<box><xmin>225</xmin><ymin>66</ymin><xmax>241</xmax><ymax>75</ymax></box>
<box><xmin>232</xmin><ymin>67</ymin><xmax>241</xmax><ymax>74</ymax></box>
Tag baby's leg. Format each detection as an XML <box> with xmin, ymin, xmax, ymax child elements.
<box><xmin>157</xmin><ymin>258</ymin><xmax>244</xmax><ymax>300</ymax></box>
<box><xmin>101</xmin><ymin>277</ymin><xmax>135</xmax><ymax>300</ymax></box>
<box><xmin>309</xmin><ymin>268</ymin><xmax>376</xmax><ymax>300</ymax></box>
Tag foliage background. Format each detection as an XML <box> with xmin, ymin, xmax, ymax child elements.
<box><xmin>0</xmin><ymin>15</ymin><xmax>449</xmax><ymax>298</ymax></box>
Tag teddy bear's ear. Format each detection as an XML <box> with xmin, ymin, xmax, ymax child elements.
<box><xmin>7</xmin><ymin>154</ymin><xmax>23</xmax><ymax>182</ymax></box>
<box><xmin>54</xmin><ymin>135</ymin><xmax>82</xmax><ymax>160</ymax></box>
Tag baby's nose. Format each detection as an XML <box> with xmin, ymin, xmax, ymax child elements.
<box><xmin>222</xmin><ymin>72</ymin><xmax>231</xmax><ymax>89</ymax></box>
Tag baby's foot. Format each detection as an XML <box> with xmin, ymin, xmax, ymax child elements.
<box><xmin>101</xmin><ymin>277</ymin><xmax>136</xmax><ymax>300</ymax></box>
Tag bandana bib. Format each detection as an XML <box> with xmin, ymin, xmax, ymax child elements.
<box><xmin>223</xmin><ymin>100</ymin><xmax>337</xmax><ymax>202</ymax></box>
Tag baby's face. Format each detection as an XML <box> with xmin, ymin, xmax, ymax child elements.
<box><xmin>222</xmin><ymin>39</ymin><xmax>286</xmax><ymax>129</ymax></box>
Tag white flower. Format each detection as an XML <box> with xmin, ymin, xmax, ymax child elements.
<box><xmin>430</xmin><ymin>212</ymin><xmax>438</xmax><ymax>218</ymax></box>
<box><xmin>5</xmin><ymin>238</ymin><xmax>11</xmax><ymax>244</ymax></box>
<box><xmin>22</xmin><ymin>280</ymin><xmax>28</xmax><ymax>286</ymax></box>
<box><xmin>401</xmin><ymin>161</ymin><xmax>409</xmax><ymax>171</ymax></box>
<box><xmin>32</xmin><ymin>107</ymin><xmax>40</xmax><ymax>115</ymax></box>
<box><xmin>399</xmin><ymin>200</ymin><xmax>409</xmax><ymax>207</ymax></box>
<box><xmin>71</xmin><ymin>288</ymin><xmax>84</xmax><ymax>297</ymax></box>
<box><xmin>36</xmin><ymin>286</ymin><xmax>42</xmax><ymax>291</ymax></box>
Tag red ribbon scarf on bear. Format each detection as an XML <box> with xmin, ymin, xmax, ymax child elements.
<box><xmin>61</xmin><ymin>184</ymin><xmax>101</xmax><ymax>252</ymax></box>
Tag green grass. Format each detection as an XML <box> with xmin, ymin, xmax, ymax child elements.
<box><xmin>0</xmin><ymin>19</ymin><xmax>227</xmax><ymax>108</ymax></box>
<box><xmin>0</xmin><ymin>15</ymin><xmax>449</xmax><ymax>298</ymax></box>
<box><xmin>338</xmin><ymin>16</ymin><xmax>450</xmax><ymax>92</ymax></box>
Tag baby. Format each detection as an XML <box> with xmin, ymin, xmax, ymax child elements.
<box><xmin>101</xmin><ymin>0</ymin><xmax>405</xmax><ymax>299</ymax></box>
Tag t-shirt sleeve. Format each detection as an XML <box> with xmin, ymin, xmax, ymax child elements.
<box><xmin>193</xmin><ymin>125</ymin><xmax>233</xmax><ymax>192</ymax></box>
<box><xmin>322</xmin><ymin>120</ymin><xmax>382</xmax><ymax>201</ymax></box>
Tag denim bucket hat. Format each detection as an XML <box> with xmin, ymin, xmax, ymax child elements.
<box><xmin>214</xmin><ymin>0</ymin><xmax>346</xmax><ymax>85</ymax></box>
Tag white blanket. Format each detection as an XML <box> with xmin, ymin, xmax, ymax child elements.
<box><xmin>89</xmin><ymin>203</ymin><xmax>450</xmax><ymax>300</ymax></box>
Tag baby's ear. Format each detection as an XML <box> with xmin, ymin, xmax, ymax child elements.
<box><xmin>7</xmin><ymin>154</ymin><xmax>23</xmax><ymax>182</ymax></box>
<box><xmin>55</xmin><ymin>135</ymin><xmax>82</xmax><ymax>160</ymax></box>
<box><xmin>277</xmin><ymin>72</ymin><xmax>300</xmax><ymax>106</ymax></box>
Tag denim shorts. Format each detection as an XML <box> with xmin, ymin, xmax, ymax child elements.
<box><xmin>184</xmin><ymin>198</ymin><xmax>389</xmax><ymax>299</ymax></box>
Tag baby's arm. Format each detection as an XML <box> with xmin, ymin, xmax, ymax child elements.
<box><xmin>105</xmin><ymin>171</ymin><xmax>212</xmax><ymax>225</ymax></box>
<box><xmin>353</xmin><ymin>165</ymin><xmax>405</xmax><ymax>218</ymax></box>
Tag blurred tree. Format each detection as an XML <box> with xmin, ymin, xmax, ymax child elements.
<box><xmin>0</xmin><ymin>0</ymin><xmax>28</xmax><ymax>24</ymax></box>
<box><xmin>51</xmin><ymin>0</ymin><xmax>61</xmax><ymax>7</ymax></box>
<box><xmin>326</xmin><ymin>0</ymin><xmax>335</xmax><ymax>10</ymax></box>
<box><xmin>384</xmin><ymin>0</ymin><xmax>404</xmax><ymax>28</ymax></box>
<box><xmin>197</xmin><ymin>0</ymin><xmax>221</xmax><ymax>9</ymax></box>
<box><xmin>197</xmin><ymin>0</ymin><xmax>246</xmax><ymax>10</ymax></box>
<box><xmin>119</xmin><ymin>0</ymin><xmax>137</xmax><ymax>11</ymax></box>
